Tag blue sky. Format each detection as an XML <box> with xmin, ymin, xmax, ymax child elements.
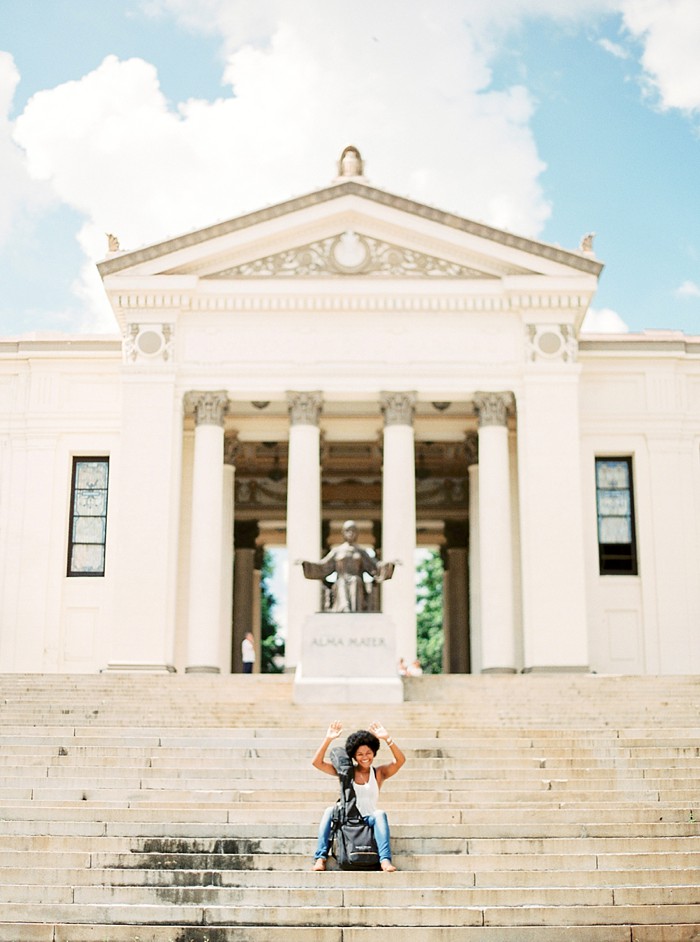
<box><xmin>0</xmin><ymin>0</ymin><xmax>698</xmax><ymax>337</ymax></box>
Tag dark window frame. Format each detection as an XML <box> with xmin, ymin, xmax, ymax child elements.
<box><xmin>66</xmin><ymin>457</ymin><xmax>110</xmax><ymax>577</ymax></box>
<box><xmin>595</xmin><ymin>456</ymin><xmax>638</xmax><ymax>576</ymax></box>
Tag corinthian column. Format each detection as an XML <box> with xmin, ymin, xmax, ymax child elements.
<box><xmin>473</xmin><ymin>391</ymin><xmax>516</xmax><ymax>672</ymax></box>
<box><xmin>184</xmin><ymin>391</ymin><xmax>229</xmax><ymax>673</ymax></box>
<box><xmin>381</xmin><ymin>392</ymin><xmax>417</xmax><ymax>664</ymax></box>
<box><xmin>285</xmin><ymin>391</ymin><xmax>323</xmax><ymax>670</ymax></box>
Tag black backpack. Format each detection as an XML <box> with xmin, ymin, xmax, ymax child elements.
<box><xmin>329</xmin><ymin>747</ymin><xmax>381</xmax><ymax>871</ymax></box>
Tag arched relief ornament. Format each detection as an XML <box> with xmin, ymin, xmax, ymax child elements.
<box><xmin>184</xmin><ymin>390</ymin><xmax>230</xmax><ymax>427</ymax></box>
<box><xmin>208</xmin><ymin>231</ymin><xmax>495</xmax><ymax>280</ymax></box>
<box><xmin>526</xmin><ymin>324</ymin><xmax>578</xmax><ymax>363</ymax></box>
<box><xmin>287</xmin><ymin>391</ymin><xmax>323</xmax><ymax>427</ymax></box>
<box><xmin>123</xmin><ymin>322</ymin><xmax>174</xmax><ymax>363</ymax></box>
<box><xmin>473</xmin><ymin>391</ymin><xmax>515</xmax><ymax>428</ymax></box>
<box><xmin>235</xmin><ymin>477</ymin><xmax>287</xmax><ymax>508</ymax></box>
<box><xmin>381</xmin><ymin>391</ymin><xmax>416</xmax><ymax>427</ymax></box>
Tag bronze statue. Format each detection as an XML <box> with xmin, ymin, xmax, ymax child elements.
<box><xmin>300</xmin><ymin>520</ymin><xmax>396</xmax><ymax>613</ymax></box>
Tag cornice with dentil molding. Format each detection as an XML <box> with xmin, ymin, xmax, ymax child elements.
<box><xmin>112</xmin><ymin>291</ymin><xmax>590</xmax><ymax>315</ymax></box>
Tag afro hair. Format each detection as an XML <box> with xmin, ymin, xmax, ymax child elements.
<box><xmin>345</xmin><ymin>729</ymin><xmax>380</xmax><ymax>761</ymax></box>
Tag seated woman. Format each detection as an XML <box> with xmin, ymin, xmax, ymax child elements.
<box><xmin>311</xmin><ymin>719</ymin><xmax>406</xmax><ymax>872</ymax></box>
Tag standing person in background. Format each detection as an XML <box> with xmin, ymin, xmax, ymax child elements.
<box><xmin>241</xmin><ymin>632</ymin><xmax>255</xmax><ymax>674</ymax></box>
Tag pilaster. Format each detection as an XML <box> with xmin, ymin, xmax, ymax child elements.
<box><xmin>518</xmin><ymin>360</ymin><xmax>589</xmax><ymax>672</ymax></box>
<box><xmin>105</xmin><ymin>361</ymin><xmax>181</xmax><ymax>673</ymax></box>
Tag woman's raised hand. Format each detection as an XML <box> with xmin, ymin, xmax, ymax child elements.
<box><xmin>326</xmin><ymin>720</ymin><xmax>343</xmax><ymax>739</ymax></box>
<box><xmin>369</xmin><ymin>721</ymin><xmax>389</xmax><ymax>740</ymax></box>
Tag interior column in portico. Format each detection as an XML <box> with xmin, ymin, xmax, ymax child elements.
<box><xmin>474</xmin><ymin>392</ymin><xmax>517</xmax><ymax>673</ymax></box>
<box><xmin>381</xmin><ymin>392</ymin><xmax>417</xmax><ymax>665</ymax></box>
<box><xmin>184</xmin><ymin>391</ymin><xmax>229</xmax><ymax>673</ymax></box>
<box><xmin>220</xmin><ymin>436</ymin><xmax>237</xmax><ymax>673</ymax></box>
<box><xmin>252</xmin><ymin>546</ymin><xmax>263</xmax><ymax>674</ymax></box>
<box><xmin>232</xmin><ymin>520</ymin><xmax>259</xmax><ymax>673</ymax></box>
<box><xmin>285</xmin><ymin>391</ymin><xmax>323</xmax><ymax>670</ymax></box>
<box><xmin>443</xmin><ymin>520</ymin><xmax>470</xmax><ymax>674</ymax></box>
<box><xmin>466</xmin><ymin>434</ymin><xmax>482</xmax><ymax>674</ymax></box>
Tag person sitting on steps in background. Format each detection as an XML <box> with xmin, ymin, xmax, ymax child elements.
<box><xmin>311</xmin><ymin>719</ymin><xmax>406</xmax><ymax>872</ymax></box>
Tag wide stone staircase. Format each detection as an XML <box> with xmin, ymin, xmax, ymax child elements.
<box><xmin>0</xmin><ymin>672</ymin><xmax>699</xmax><ymax>941</ymax></box>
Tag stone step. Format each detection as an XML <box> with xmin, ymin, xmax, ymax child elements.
<box><xmin>2</xmin><ymin>901</ymin><xmax>700</xmax><ymax>927</ymax></box>
<box><xmin>80</xmin><ymin>849</ymin><xmax>700</xmax><ymax>872</ymax></box>
<box><xmin>9</xmin><ymin>765</ymin><xmax>698</xmax><ymax>783</ymax></box>
<box><xmin>0</xmin><ymin>819</ymin><xmax>698</xmax><ymax>841</ymax></box>
<box><xmin>5</xmin><ymin>754</ymin><xmax>699</xmax><ymax>771</ymax></box>
<box><xmin>9</xmin><ymin>882</ymin><xmax>700</xmax><ymax>909</ymax></box>
<box><xmin>0</xmin><ymin>833</ymin><xmax>698</xmax><ymax>856</ymax></box>
<box><xmin>0</xmin><ymin>804</ymin><xmax>694</xmax><ymax>827</ymax></box>
<box><xmin>2</xmin><ymin>865</ymin><xmax>698</xmax><ymax>889</ymax></box>
<box><xmin>4</xmin><ymin>925</ymin><xmax>698</xmax><ymax>942</ymax></box>
<box><xmin>7</xmin><ymin>773</ymin><xmax>694</xmax><ymax>792</ymax></box>
<box><xmin>7</xmin><ymin>749</ymin><xmax>693</xmax><ymax>765</ymax></box>
<box><xmin>14</xmin><ymin>787</ymin><xmax>692</xmax><ymax>805</ymax></box>
<box><xmin>2</xmin><ymin>800</ymin><xmax>691</xmax><ymax>823</ymax></box>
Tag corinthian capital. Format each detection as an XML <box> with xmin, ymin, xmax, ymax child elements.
<box><xmin>184</xmin><ymin>390</ymin><xmax>230</xmax><ymax>427</ymax></box>
<box><xmin>287</xmin><ymin>391</ymin><xmax>323</xmax><ymax>426</ymax></box>
<box><xmin>380</xmin><ymin>391</ymin><xmax>416</xmax><ymax>427</ymax></box>
<box><xmin>473</xmin><ymin>391</ymin><xmax>514</xmax><ymax>428</ymax></box>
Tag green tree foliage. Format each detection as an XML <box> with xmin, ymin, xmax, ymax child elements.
<box><xmin>415</xmin><ymin>549</ymin><xmax>444</xmax><ymax>674</ymax></box>
<box><xmin>260</xmin><ymin>550</ymin><xmax>285</xmax><ymax>673</ymax></box>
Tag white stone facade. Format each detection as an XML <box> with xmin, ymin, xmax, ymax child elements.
<box><xmin>1</xmin><ymin>166</ymin><xmax>698</xmax><ymax>675</ymax></box>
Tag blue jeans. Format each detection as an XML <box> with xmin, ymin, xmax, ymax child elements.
<box><xmin>314</xmin><ymin>805</ymin><xmax>392</xmax><ymax>863</ymax></box>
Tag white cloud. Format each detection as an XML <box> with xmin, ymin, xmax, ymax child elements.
<box><xmin>0</xmin><ymin>52</ymin><xmax>54</xmax><ymax>248</ymax></box>
<box><xmin>621</xmin><ymin>0</ymin><xmax>700</xmax><ymax>112</ymax></box>
<box><xmin>598</xmin><ymin>37</ymin><xmax>630</xmax><ymax>58</ymax></box>
<box><xmin>676</xmin><ymin>279</ymin><xmax>700</xmax><ymax>298</ymax></box>
<box><xmin>581</xmin><ymin>306</ymin><xmax>630</xmax><ymax>332</ymax></box>
<box><xmin>13</xmin><ymin>9</ymin><xmax>554</xmax><ymax>244</ymax></box>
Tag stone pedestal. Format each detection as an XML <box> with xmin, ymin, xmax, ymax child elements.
<box><xmin>293</xmin><ymin>614</ymin><xmax>403</xmax><ymax>703</ymax></box>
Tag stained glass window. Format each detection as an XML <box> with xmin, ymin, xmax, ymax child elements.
<box><xmin>595</xmin><ymin>457</ymin><xmax>637</xmax><ymax>576</ymax></box>
<box><xmin>67</xmin><ymin>458</ymin><xmax>109</xmax><ymax>576</ymax></box>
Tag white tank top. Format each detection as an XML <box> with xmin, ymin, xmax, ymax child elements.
<box><xmin>352</xmin><ymin>766</ymin><xmax>379</xmax><ymax>817</ymax></box>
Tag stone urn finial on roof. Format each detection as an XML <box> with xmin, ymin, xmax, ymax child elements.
<box><xmin>337</xmin><ymin>145</ymin><xmax>365</xmax><ymax>179</ymax></box>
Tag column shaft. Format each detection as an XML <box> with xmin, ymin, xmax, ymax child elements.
<box><xmin>381</xmin><ymin>392</ymin><xmax>417</xmax><ymax>664</ymax></box>
<box><xmin>475</xmin><ymin>392</ymin><xmax>517</xmax><ymax>673</ymax></box>
<box><xmin>185</xmin><ymin>392</ymin><xmax>228</xmax><ymax>673</ymax></box>
<box><xmin>220</xmin><ymin>462</ymin><xmax>235</xmax><ymax>673</ymax></box>
<box><xmin>285</xmin><ymin>392</ymin><xmax>322</xmax><ymax>670</ymax></box>
<box><xmin>468</xmin><ymin>463</ymin><xmax>482</xmax><ymax>674</ymax></box>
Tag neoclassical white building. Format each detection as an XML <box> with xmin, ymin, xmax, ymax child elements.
<box><xmin>1</xmin><ymin>149</ymin><xmax>699</xmax><ymax>677</ymax></box>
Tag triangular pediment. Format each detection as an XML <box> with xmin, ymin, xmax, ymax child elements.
<box><xmin>98</xmin><ymin>180</ymin><xmax>604</xmax><ymax>285</ymax></box>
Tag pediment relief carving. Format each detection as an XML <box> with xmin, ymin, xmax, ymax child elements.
<box><xmin>204</xmin><ymin>231</ymin><xmax>498</xmax><ymax>280</ymax></box>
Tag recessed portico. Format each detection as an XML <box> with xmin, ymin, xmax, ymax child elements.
<box><xmin>176</xmin><ymin>389</ymin><xmax>522</xmax><ymax>675</ymax></box>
